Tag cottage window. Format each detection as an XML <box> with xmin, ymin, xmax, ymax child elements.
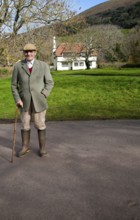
<box><xmin>89</xmin><ymin>61</ymin><xmax>93</xmax><ymax>66</ymax></box>
<box><xmin>62</xmin><ymin>62</ymin><xmax>69</xmax><ymax>67</ymax></box>
<box><xmin>80</xmin><ymin>62</ymin><xmax>84</xmax><ymax>66</ymax></box>
<box><xmin>74</xmin><ymin>62</ymin><xmax>78</xmax><ymax>66</ymax></box>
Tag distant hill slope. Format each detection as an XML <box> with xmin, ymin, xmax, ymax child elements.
<box><xmin>79</xmin><ymin>0</ymin><xmax>140</xmax><ymax>28</ymax></box>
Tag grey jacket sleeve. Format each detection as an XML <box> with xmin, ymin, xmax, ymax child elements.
<box><xmin>11</xmin><ymin>65</ymin><xmax>20</xmax><ymax>104</ymax></box>
<box><xmin>41</xmin><ymin>63</ymin><xmax>54</xmax><ymax>97</ymax></box>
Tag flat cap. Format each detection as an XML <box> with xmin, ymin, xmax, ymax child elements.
<box><xmin>23</xmin><ymin>43</ymin><xmax>37</xmax><ymax>51</ymax></box>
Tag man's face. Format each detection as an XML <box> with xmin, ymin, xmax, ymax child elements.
<box><xmin>24</xmin><ymin>50</ymin><xmax>36</xmax><ymax>61</ymax></box>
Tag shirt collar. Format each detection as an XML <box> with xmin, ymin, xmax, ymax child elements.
<box><xmin>26</xmin><ymin>59</ymin><xmax>35</xmax><ymax>68</ymax></box>
<box><xmin>26</xmin><ymin>59</ymin><xmax>35</xmax><ymax>65</ymax></box>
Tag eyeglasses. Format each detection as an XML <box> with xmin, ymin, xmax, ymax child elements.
<box><xmin>24</xmin><ymin>50</ymin><xmax>36</xmax><ymax>54</ymax></box>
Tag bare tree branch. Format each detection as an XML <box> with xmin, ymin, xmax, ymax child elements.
<box><xmin>0</xmin><ymin>0</ymin><xmax>75</xmax><ymax>35</ymax></box>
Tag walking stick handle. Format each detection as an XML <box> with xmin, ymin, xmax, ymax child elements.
<box><xmin>11</xmin><ymin>107</ymin><xmax>18</xmax><ymax>163</ymax></box>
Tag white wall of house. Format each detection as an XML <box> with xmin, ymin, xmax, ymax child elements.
<box><xmin>88</xmin><ymin>56</ymin><xmax>97</xmax><ymax>69</ymax></box>
<box><xmin>57</xmin><ymin>61</ymin><xmax>71</xmax><ymax>70</ymax></box>
<box><xmin>72</xmin><ymin>60</ymin><xmax>86</xmax><ymax>70</ymax></box>
<box><xmin>54</xmin><ymin>56</ymin><xmax>97</xmax><ymax>71</ymax></box>
<box><xmin>90</xmin><ymin>61</ymin><xmax>97</xmax><ymax>69</ymax></box>
<box><xmin>55</xmin><ymin>57</ymin><xmax>71</xmax><ymax>70</ymax></box>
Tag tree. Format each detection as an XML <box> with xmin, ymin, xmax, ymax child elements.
<box><xmin>70</xmin><ymin>27</ymin><xmax>98</xmax><ymax>69</ymax></box>
<box><xmin>123</xmin><ymin>26</ymin><xmax>140</xmax><ymax>64</ymax></box>
<box><xmin>0</xmin><ymin>0</ymin><xmax>75</xmax><ymax>36</ymax></box>
<box><xmin>0</xmin><ymin>0</ymin><xmax>75</xmax><ymax>66</ymax></box>
<box><xmin>96</xmin><ymin>25</ymin><xmax>125</xmax><ymax>62</ymax></box>
<box><xmin>73</xmin><ymin>25</ymin><xmax>125</xmax><ymax>67</ymax></box>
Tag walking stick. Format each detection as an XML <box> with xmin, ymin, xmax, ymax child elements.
<box><xmin>11</xmin><ymin>107</ymin><xmax>18</xmax><ymax>163</ymax></box>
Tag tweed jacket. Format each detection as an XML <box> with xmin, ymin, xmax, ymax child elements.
<box><xmin>11</xmin><ymin>59</ymin><xmax>54</xmax><ymax>112</ymax></box>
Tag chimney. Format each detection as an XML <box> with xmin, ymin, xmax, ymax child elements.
<box><xmin>53</xmin><ymin>36</ymin><xmax>56</xmax><ymax>53</ymax></box>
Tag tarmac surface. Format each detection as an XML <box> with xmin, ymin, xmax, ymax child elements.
<box><xmin>0</xmin><ymin>120</ymin><xmax>140</xmax><ymax>220</ymax></box>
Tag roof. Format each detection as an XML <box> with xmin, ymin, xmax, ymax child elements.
<box><xmin>55</xmin><ymin>43</ymin><xmax>97</xmax><ymax>57</ymax></box>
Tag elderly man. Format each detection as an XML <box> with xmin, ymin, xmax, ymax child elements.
<box><xmin>11</xmin><ymin>43</ymin><xmax>54</xmax><ymax>157</ymax></box>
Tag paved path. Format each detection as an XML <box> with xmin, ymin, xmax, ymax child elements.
<box><xmin>0</xmin><ymin>120</ymin><xmax>140</xmax><ymax>220</ymax></box>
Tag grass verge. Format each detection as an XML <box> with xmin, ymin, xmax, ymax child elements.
<box><xmin>0</xmin><ymin>68</ymin><xmax>140</xmax><ymax>120</ymax></box>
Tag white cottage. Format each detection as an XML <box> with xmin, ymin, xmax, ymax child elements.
<box><xmin>52</xmin><ymin>37</ymin><xmax>97</xmax><ymax>71</ymax></box>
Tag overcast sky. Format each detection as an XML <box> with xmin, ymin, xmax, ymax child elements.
<box><xmin>73</xmin><ymin>0</ymin><xmax>108</xmax><ymax>12</ymax></box>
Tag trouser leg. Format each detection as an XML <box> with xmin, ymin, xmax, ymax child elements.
<box><xmin>20</xmin><ymin>99</ymin><xmax>47</xmax><ymax>157</ymax></box>
<box><xmin>19</xmin><ymin>129</ymin><xmax>30</xmax><ymax>157</ymax></box>
<box><xmin>38</xmin><ymin>129</ymin><xmax>47</xmax><ymax>157</ymax></box>
<box><xmin>33</xmin><ymin>110</ymin><xmax>46</xmax><ymax>130</ymax></box>
<box><xmin>20</xmin><ymin>110</ymin><xmax>31</xmax><ymax>130</ymax></box>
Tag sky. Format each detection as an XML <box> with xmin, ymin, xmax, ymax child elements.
<box><xmin>73</xmin><ymin>0</ymin><xmax>108</xmax><ymax>13</ymax></box>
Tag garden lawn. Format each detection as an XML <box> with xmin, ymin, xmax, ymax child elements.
<box><xmin>0</xmin><ymin>68</ymin><xmax>140</xmax><ymax>120</ymax></box>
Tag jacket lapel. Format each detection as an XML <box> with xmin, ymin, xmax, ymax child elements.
<box><xmin>31</xmin><ymin>60</ymin><xmax>38</xmax><ymax>74</ymax></box>
<box><xmin>21</xmin><ymin>60</ymin><xmax>30</xmax><ymax>76</ymax></box>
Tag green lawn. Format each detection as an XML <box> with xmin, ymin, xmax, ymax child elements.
<box><xmin>0</xmin><ymin>68</ymin><xmax>140</xmax><ymax>120</ymax></box>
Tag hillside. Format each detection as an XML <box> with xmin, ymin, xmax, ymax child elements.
<box><xmin>79</xmin><ymin>0</ymin><xmax>140</xmax><ymax>28</ymax></box>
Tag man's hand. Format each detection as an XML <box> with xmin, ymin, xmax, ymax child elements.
<box><xmin>16</xmin><ymin>100</ymin><xmax>23</xmax><ymax>108</ymax></box>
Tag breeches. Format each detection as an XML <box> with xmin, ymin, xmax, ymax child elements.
<box><xmin>20</xmin><ymin>100</ymin><xmax>46</xmax><ymax>130</ymax></box>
